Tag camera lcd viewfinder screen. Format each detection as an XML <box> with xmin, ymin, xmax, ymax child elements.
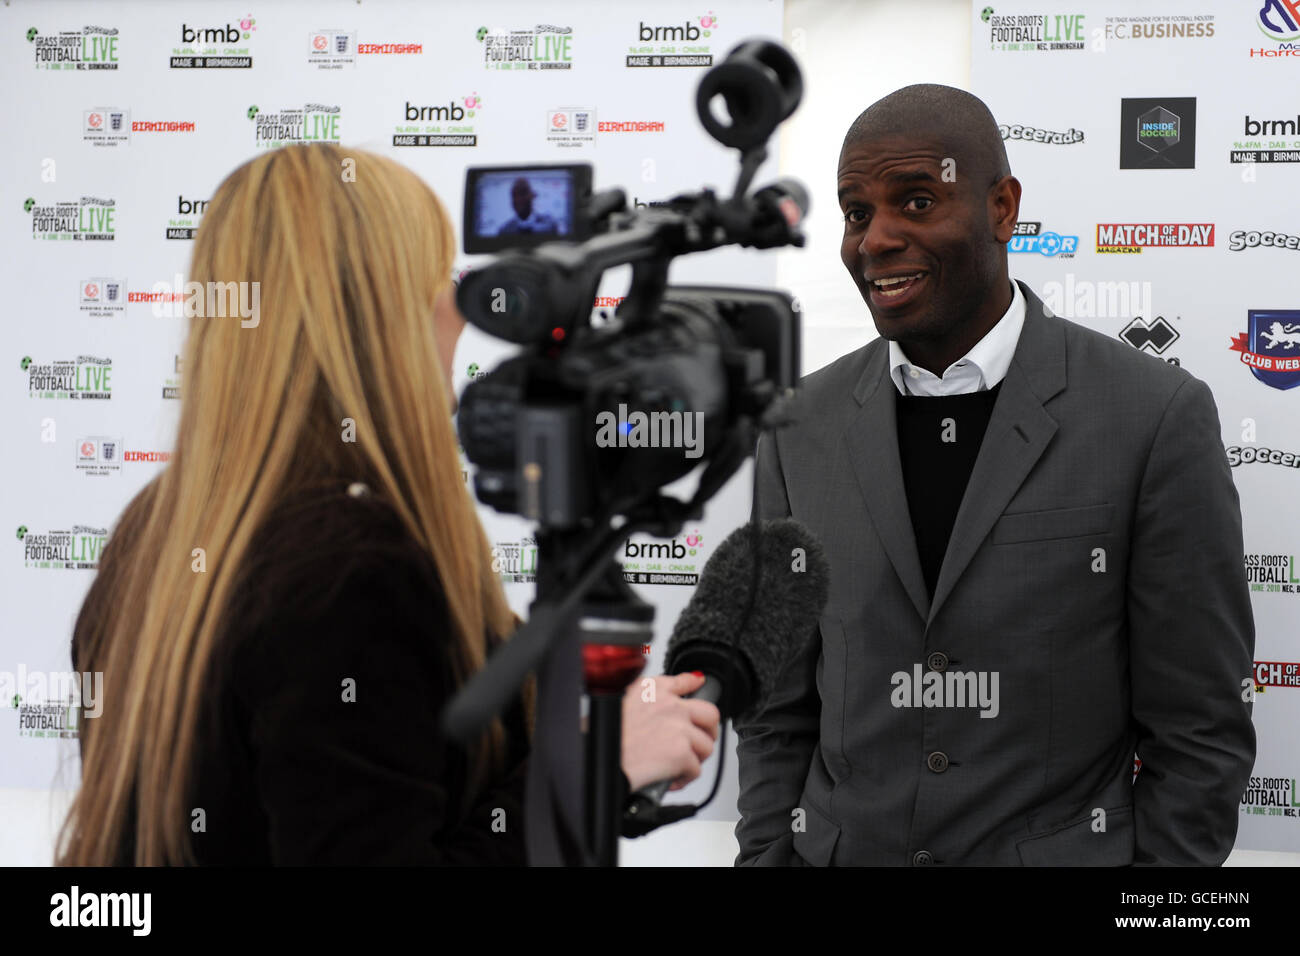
<box><xmin>463</xmin><ymin>164</ymin><xmax>590</xmax><ymax>253</ymax></box>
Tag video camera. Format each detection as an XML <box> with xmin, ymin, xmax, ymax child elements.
<box><xmin>456</xmin><ymin>38</ymin><xmax>807</xmax><ymax>532</ymax></box>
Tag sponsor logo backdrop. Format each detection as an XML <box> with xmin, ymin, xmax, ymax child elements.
<box><xmin>2</xmin><ymin>0</ymin><xmax>784</xmax><ymax>832</ymax></box>
<box><xmin>973</xmin><ymin>0</ymin><xmax>1300</xmax><ymax>851</ymax></box>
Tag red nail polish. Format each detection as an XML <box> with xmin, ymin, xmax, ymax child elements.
<box><xmin>692</xmin><ymin>671</ymin><xmax>704</xmax><ymax>677</ymax></box>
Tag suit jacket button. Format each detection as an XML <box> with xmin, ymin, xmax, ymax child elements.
<box><xmin>927</xmin><ymin>652</ymin><xmax>948</xmax><ymax>672</ymax></box>
<box><xmin>913</xmin><ymin>850</ymin><xmax>934</xmax><ymax>866</ymax></box>
<box><xmin>927</xmin><ymin>751</ymin><xmax>949</xmax><ymax>773</ymax></box>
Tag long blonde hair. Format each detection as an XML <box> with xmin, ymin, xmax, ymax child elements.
<box><xmin>59</xmin><ymin>144</ymin><xmax>518</xmax><ymax>865</ymax></box>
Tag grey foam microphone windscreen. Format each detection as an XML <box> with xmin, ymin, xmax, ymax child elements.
<box><xmin>663</xmin><ymin>517</ymin><xmax>829</xmax><ymax>721</ymax></box>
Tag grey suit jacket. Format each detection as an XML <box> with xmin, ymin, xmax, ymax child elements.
<box><xmin>734</xmin><ymin>282</ymin><xmax>1256</xmax><ymax>866</ymax></box>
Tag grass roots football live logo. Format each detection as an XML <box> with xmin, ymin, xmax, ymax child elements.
<box><xmin>1245</xmin><ymin>554</ymin><xmax>1300</xmax><ymax>593</ymax></box>
<box><xmin>170</xmin><ymin>15</ymin><xmax>255</xmax><ymax>68</ymax></box>
<box><xmin>28</xmin><ymin>25</ymin><xmax>119</xmax><ymax>70</ymax></box>
<box><xmin>248</xmin><ymin>104</ymin><xmax>341</xmax><ymax>149</ymax></box>
<box><xmin>492</xmin><ymin>537</ymin><xmax>537</xmax><ymax>584</ymax></box>
<box><xmin>1241</xmin><ymin>774</ymin><xmax>1300</xmax><ymax>818</ymax></box>
<box><xmin>17</xmin><ymin>523</ymin><xmax>108</xmax><ymax>571</ymax></box>
<box><xmin>627</xmin><ymin>13</ymin><xmax>719</xmax><ymax>68</ymax></box>
<box><xmin>28</xmin><ymin>197</ymin><xmax>116</xmax><ymax>241</ymax></box>
<box><xmin>1008</xmin><ymin>221</ymin><xmax>1077</xmax><ymax>257</ymax></box>
<box><xmin>1095</xmin><ymin>222</ymin><xmax>1213</xmax><ymax>253</ymax></box>
<box><xmin>22</xmin><ymin>355</ymin><xmax>112</xmax><ymax>400</ymax></box>
<box><xmin>477</xmin><ymin>23</ymin><xmax>572</xmax><ymax>70</ymax></box>
<box><xmin>79</xmin><ymin>277</ymin><xmax>125</xmax><ymax>316</ymax></box>
<box><xmin>394</xmin><ymin>96</ymin><xmax>481</xmax><ymax>148</ymax></box>
<box><xmin>1254</xmin><ymin>0</ymin><xmax>1300</xmax><ymax>56</ymax></box>
<box><xmin>621</xmin><ymin>531</ymin><xmax>705</xmax><ymax>586</ymax></box>
<box><xmin>1230</xmin><ymin>309</ymin><xmax>1300</xmax><ymax>389</ymax></box>
<box><xmin>983</xmin><ymin>9</ymin><xmax>1085</xmax><ymax>51</ymax></box>
<box><xmin>1120</xmin><ymin>98</ymin><xmax>1197</xmax><ymax>169</ymax></box>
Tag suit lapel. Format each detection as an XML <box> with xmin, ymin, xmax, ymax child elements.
<box><xmin>926</xmin><ymin>283</ymin><xmax>1067</xmax><ymax>626</ymax></box>
<box><xmin>843</xmin><ymin>343</ymin><xmax>930</xmax><ymax>623</ymax></box>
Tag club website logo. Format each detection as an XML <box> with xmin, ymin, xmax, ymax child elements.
<box><xmin>984</xmin><ymin>10</ymin><xmax>1085</xmax><ymax>51</ymax></box>
<box><xmin>1245</xmin><ymin>554</ymin><xmax>1300</xmax><ymax>593</ymax></box>
<box><xmin>79</xmin><ymin>277</ymin><xmax>125</xmax><ymax>317</ymax></box>
<box><xmin>76</xmin><ymin>437</ymin><xmax>122</xmax><ymax>477</ymax></box>
<box><xmin>1254</xmin><ymin>0</ymin><xmax>1300</xmax><ymax>56</ymax></box>
<box><xmin>83</xmin><ymin>108</ymin><xmax>130</xmax><ymax>147</ymax></box>
<box><xmin>393</xmin><ymin>97</ymin><xmax>480</xmax><ymax>147</ymax></box>
<box><xmin>621</xmin><ymin>530</ymin><xmax>705</xmax><ymax>586</ymax></box>
<box><xmin>1225</xmin><ymin>444</ymin><xmax>1300</xmax><ymax>468</ymax></box>
<box><xmin>23</xmin><ymin>355</ymin><xmax>112</xmax><ymax>400</ymax></box>
<box><xmin>1102</xmin><ymin>14</ymin><xmax>1215</xmax><ymax>40</ymax></box>
<box><xmin>1241</xmin><ymin>774</ymin><xmax>1300</xmax><ymax>818</ymax></box>
<box><xmin>1095</xmin><ymin>223</ymin><xmax>1213</xmax><ymax>253</ymax></box>
<box><xmin>29</xmin><ymin>26</ymin><xmax>120</xmax><ymax>71</ymax></box>
<box><xmin>249</xmin><ymin>103</ymin><xmax>341</xmax><ymax>149</ymax></box>
<box><xmin>627</xmin><ymin>13</ymin><xmax>719</xmax><ymax>68</ymax></box>
<box><xmin>167</xmin><ymin>195</ymin><xmax>208</xmax><ymax>240</ymax></box>
<box><xmin>1008</xmin><ymin>221</ymin><xmax>1077</xmax><ymax>257</ymax></box>
<box><xmin>170</xmin><ymin>15</ymin><xmax>255</xmax><ymax>68</ymax></box>
<box><xmin>1228</xmin><ymin>228</ymin><xmax>1300</xmax><ymax>251</ymax></box>
<box><xmin>998</xmin><ymin>123</ymin><xmax>1084</xmax><ymax>145</ymax></box>
<box><xmin>162</xmin><ymin>354</ymin><xmax>182</xmax><ymax>399</ymax></box>
<box><xmin>28</xmin><ymin>197</ymin><xmax>116</xmax><ymax>242</ymax></box>
<box><xmin>492</xmin><ymin>537</ymin><xmax>538</xmax><ymax>584</ymax></box>
<box><xmin>1230</xmin><ymin>309</ymin><xmax>1300</xmax><ymax>389</ymax></box>
<box><xmin>476</xmin><ymin>23</ymin><xmax>573</xmax><ymax>71</ymax></box>
<box><xmin>1119</xmin><ymin>315</ymin><xmax>1180</xmax><ymax>360</ymax></box>
<box><xmin>307</xmin><ymin>29</ymin><xmax>356</xmax><ymax>68</ymax></box>
<box><xmin>1230</xmin><ymin>114</ymin><xmax>1300</xmax><ymax>163</ymax></box>
<box><xmin>18</xmin><ymin>523</ymin><xmax>108</xmax><ymax>571</ymax></box>
<box><xmin>547</xmin><ymin>107</ymin><xmax>596</xmax><ymax>147</ymax></box>
<box><xmin>1120</xmin><ymin>98</ymin><xmax>1197</xmax><ymax>169</ymax></box>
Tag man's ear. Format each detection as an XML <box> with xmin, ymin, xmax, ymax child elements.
<box><xmin>989</xmin><ymin>175</ymin><xmax>1022</xmax><ymax>243</ymax></box>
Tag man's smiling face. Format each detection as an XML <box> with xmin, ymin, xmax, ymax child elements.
<box><xmin>837</xmin><ymin>132</ymin><xmax>1016</xmax><ymax>363</ymax></box>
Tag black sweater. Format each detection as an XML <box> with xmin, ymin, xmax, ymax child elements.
<box><xmin>895</xmin><ymin>384</ymin><xmax>1002</xmax><ymax>598</ymax></box>
<box><xmin>73</xmin><ymin>483</ymin><xmax>530</xmax><ymax>865</ymax></box>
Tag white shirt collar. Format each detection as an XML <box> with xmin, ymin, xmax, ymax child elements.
<box><xmin>888</xmin><ymin>279</ymin><xmax>1026</xmax><ymax>397</ymax></box>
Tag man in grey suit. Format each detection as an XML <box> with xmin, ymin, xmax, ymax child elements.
<box><xmin>734</xmin><ymin>84</ymin><xmax>1255</xmax><ymax>866</ymax></box>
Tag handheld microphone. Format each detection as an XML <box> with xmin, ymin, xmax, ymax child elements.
<box><xmin>624</xmin><ymin>517</ymin><xmax>829</xmax><ymax>831</ymax></box>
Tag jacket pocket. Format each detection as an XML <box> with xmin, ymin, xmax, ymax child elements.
<box><xmin>791</xmin><ymin>797</ymin><xmax>841</xmax><ymax>867</ymax></box>
<box><xmin>1015</xmin><ymin>804</ymin><xmax>1134</xmax><ymax>866</ymax></box>
<box><xmin>992</xmin><ymin>503</ymin><xmax>1114</xmax><ymax>545</ymax></box>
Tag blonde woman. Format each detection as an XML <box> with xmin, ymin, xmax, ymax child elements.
<box><xmin>59</xmin><ymin>144</ymin><xmax>718</xmax><ymax>865</ymax></box>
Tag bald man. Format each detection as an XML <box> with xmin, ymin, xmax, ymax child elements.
<box><xmin>734</xmin><ymin>84</ymin><xmax>1255</xmax><ymax>866</ymax></box>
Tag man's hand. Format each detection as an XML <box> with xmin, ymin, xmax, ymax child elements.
<box><xmin>620</xmin><ymin>671</ymin><xmax>721</xmax><ymax>792</ymax></box>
